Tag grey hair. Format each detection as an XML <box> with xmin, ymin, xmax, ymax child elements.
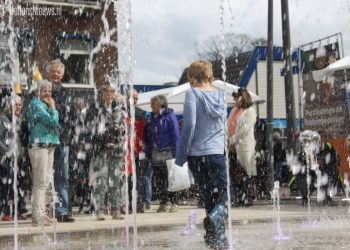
<box><xmin>33</xmin><ymin>80</ymin><xmax>52</xmax><ymax>96</ymax></box>
<box><xmin>15</xmin><ymin>95</ymin><xmax>22</xmax><ymax>105</ymax></box>
<box><xmin>151</xmin><ymin>95</ymin><xmax>168</xmax><ymax>109</ymax></box>
<box><xmin>46</xmin><ymin>59</ymin><xmax>65</xmax><ymax>73</ymax></box>
<box><xmin>73</xmin><ymin>97</ymin><xmax>85</xmax><ymax>105</ymax></box>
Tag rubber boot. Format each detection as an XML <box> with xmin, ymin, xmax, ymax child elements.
<box><xmin>203</xmin><ymin>204</ymin><xmax>228</xmax><ymax>249</ymax></box>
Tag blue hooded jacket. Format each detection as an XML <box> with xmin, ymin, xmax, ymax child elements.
<box><xmin>175</xmin><ymin>88</ymin><xmax>226</xmax><ymax>166</ymax></box>
<box><xmin>145</xmin><ymin>108</ymin><xmax>180</xmax><ymax>158</ymax></box>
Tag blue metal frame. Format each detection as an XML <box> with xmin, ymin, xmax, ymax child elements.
<box><xmin>239</xmin><ymin>46</ymin><xmax>301</xmax><ymax>87</ymax></box>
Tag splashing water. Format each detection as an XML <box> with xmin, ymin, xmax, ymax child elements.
<box><xmin>183</xmin><ymin>210</ymin><xmax>200</xmax><ymax>236</ymax></box>
<box><xmin>116</xmin><ymin>0</ymin><xmax>138</xmax><ymax>248</ymax></box>
<box><xmin>219</xmin><ymin>0</ymin><xmax>234</xmax><ymax>249</ymax></box>
<box><xmin>343</xmin><ymin>173</ymin><xmax>350</xmax><ymax>214</ymax></box>
<box><xmin>272</xmin><ymin>181</ymin><xmax>291</xmax><ymax>241</ymax></box>
<box><xmin>300</xmin><ymin>131</ymin><xmax>320</xmax><ymax>225</ymax></box>
<box><xmin>6</xmin><ymin>0</ymin><xmax>20</xmax><ymax>248</ymax></box>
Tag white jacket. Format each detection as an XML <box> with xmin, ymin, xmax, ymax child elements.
<box><xmin>229</xmin><ymin>106</ymin><xmax>257</xmax><ymax>176</ymax></box>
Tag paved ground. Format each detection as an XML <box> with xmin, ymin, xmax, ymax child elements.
<box><xmin>1</xmin><ymin>200</ymin><xmax>350</xmax><ymax>249</ymax></box>
<box><xmin>0</xmin><ymin>202</ymin><xmax>307</xmax><ymax>237</ymax></box>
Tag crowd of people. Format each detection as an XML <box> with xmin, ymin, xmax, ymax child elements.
<box><xmin>0</xmin><ymin>58</ymin><xmax>345</xmax><ymax>249</ymax></box>
<box><xmin>0</xmin><ymin>58</ymin><xmax>184</xmax><ymax>227</ymax></box>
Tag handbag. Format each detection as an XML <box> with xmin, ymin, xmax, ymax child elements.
<box><xmin>152</xmin><ymin>147</ymin><xmax>173</xmax><ymax>166</ymax></box>
<box><xmin>166</xmin><ymin>159</ymin><xmax>193</xmax><ymax>192</ymax></box>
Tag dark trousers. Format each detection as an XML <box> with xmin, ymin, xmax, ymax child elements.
<box><xmin>0</xmin><ymin>158</ymin><xmax>14</xmax><ymax>216</ymax></box>
<box><xmin>188</xmin><ymin>154</ymin><xmax>227</xmax><ymax>215</ymax></box>
<box><xmin>127</xmin><ymin>157</ymin><xmax>146</xmax><ymax>209</ymax></box>
<box><xmin>297</xmin><ymin>173</ymin><xmax>308</xmax><ymax>205</ymax></box>
<box><xmin>54</xmin><ymin>145</ymin><xmax>70</xmax><ymax>216</ymax></box>
<box><xmin>274</xmin><ymin>161</ymin><xmax>283</xmax><ymax>182</ymax></box>
<box><xmin>229</xmin><ymin>151</ymin><xmax>246</xmax><ymax>205</ymax></box>
<box><xmin>153</xmin><ymin>162</ymin><xmax>178</xmax><ymax>205</ymax></box>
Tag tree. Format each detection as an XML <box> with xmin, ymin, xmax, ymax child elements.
<box><xmin>193</xmin><ymin>33</ymin><xmax>267</xmax><ymax>61</ymax></box>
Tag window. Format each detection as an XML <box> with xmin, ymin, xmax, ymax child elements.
<box><xmin>0</xmin><ymin>30</ymin><xmax>23</xmax><ymax>87</ymax></box>
<box><xmin>18</xmin><ymin>29</ymin><xmax>36</xmax><ymax>87</ymax></box>
<box><xmin>58</xmin><ymin>34</ymin><xmax>96</xmax><ymax>88</ymax></box>
<box><xmin>29</xmin><ymin>0</ymin><xmax>99</xmax><ymax>4</ymax></box>
<box><xmin>0</xmin><ymin>34</ymin><xmax>12</xmax><ymax>85</ymax></box>
<box><xmin>66</xmin><ymin>0</ymin><xmax>99</xmax><ymax>4</ymax></box>
<box><xmin>24</xmin><ymin>1</ymin><xmax>101</xmax><ymax>10</ymax></box>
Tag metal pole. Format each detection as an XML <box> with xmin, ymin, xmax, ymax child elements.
<box><xmin>281</xmin><ymin>0</ymin><xmax>297</xmax><ymax>153</ymax></box>
<box><xmin>297</xmin><ymin>47</ymin><xmax>303</xmax><ymax>130</ymax></box>
<box><xmin>339</xmin><ymin>32</ymin><xmax>345</xmax><ymax>58</ymax></box>
<box><xmin>255</xmin><ymin>68</ymin><xmax>260</xmax><ymax>117</ymax></box>
<box><xmin>267</xmin><ymin>0</ymin><xmax>274</xmax><ymax>189</ymax></box>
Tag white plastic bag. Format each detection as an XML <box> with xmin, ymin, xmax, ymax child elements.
<box><xmin>166</xmin><ymin>159</ymin><xmax>192</xmax><ymax>192</ymax></box>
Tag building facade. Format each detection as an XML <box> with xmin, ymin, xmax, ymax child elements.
<box><xmin>0</xmin><ymin>0</ymin><xmax>117</xmax><ymax>95</ymax></box>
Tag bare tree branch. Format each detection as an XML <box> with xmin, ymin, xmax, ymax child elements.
<box><xmin>194</xmin><ymin>33</ymin><xmax>267</xmax><ymax>61</ymax></box>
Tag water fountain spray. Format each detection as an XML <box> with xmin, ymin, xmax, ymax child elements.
<box><xmin>343</xmin><ymin>172</ymin><xmax>350</xmax><ymax>213</ymax></box>
<box><xmin>272</xmin><ymin>180</ymin><xmax>291</xmax><ymax>241</ymax></box>
<box><xmin>6</xmin><ymin>0</ymin><xmax>20</xmax><ymax>248</ymax></box>
<box><xmin>183</xmin><ymin>210</ymin><xmax>199</xmax><ymax>236</ymax></box>
<box><xmin>115</xmin><ymin>0</ymin><xmax>138</xmax><ymax>248</ymax></box>
<box><xmin>218</xmin><ymin>1</ymin><xmax>233</xmax><ymax>249</ymax></box>
<box><xmin>299</xmin><ymin>130</ymin><xmax>320</xmax><ymax>225</ymax></box>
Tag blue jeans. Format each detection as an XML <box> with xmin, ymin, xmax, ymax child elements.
<box><xmin>54</xmin><ymin>145</ymin><xmax>70</xmax><ymax>216</ymax></box>
<box><xmin>274</xmin><ymin>161</ymin><xmax>283</xmax><ymax>182</ymax></box>
<box><xmin>143</xmin><ymin>161</ymin><xmax>153</xmax><ymax>205</ymax></box>
<box><xmin>188</xmin><ymin>154</ymin><xmax>227</xmax><ymax>215</ymax></box>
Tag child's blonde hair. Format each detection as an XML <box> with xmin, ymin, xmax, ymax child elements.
<box><xmin>187</xmin><ymin>60</ymin><xmax>214</xmax><ymax>83</ymax></box>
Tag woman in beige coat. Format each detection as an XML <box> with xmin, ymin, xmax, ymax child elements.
<box><xmin>228</xmin><ymin>88</ymin><xmax>257</xmax><ymax>206</ymax></box>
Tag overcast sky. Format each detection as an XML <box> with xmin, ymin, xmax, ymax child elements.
<box><xmin>130</xmin><ymin>0</ymin><xmax>350</xmax><ymax>85</ymax></box>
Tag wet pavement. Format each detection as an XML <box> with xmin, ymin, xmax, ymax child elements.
<box><xmin>0</xmin><ymin>202</ymin><xmax>350</xmax><ymax>249</ymax></box>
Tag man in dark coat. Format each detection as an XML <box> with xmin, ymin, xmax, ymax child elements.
<box><xmin>318</xmin><ymin>141</ymin><xmax>340</xmax><ymax>205</ymax></box>
<box><xmin>47</xmin><ymin>59</ymin><xmax>75</xmax><ymax>222</ymax></box>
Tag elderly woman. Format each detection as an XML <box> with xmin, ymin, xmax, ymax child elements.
<box><xmin>145</xmin><ymin>95</ymin><xmax>180</xmax><ymax>213</ymax></box>
<box><xmin>27</xmin><ymin>80</ymin><xmax>60</xmax><ymax>226</ymax></box>
<box><xmin>89</xmin><ymin>85</ymin><xmax>127</xmax><ymax>221</ymax></box>
<box><xmin>228</xmin><ymin>88</ymin><xmax>257</xmax><ymax>207</ymax></box>
<box><xmin>0</xmin><ymin>95</ymin><xmax>30</xmax><ymax>221</ymax></box>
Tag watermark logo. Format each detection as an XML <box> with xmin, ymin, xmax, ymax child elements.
<box><xmin>0</xmin><ymin>4</ymin><xmax>62</xmax><ymax>16</ymax></box>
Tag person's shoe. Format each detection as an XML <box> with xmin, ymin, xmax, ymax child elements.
<box><xmin>203</xmin><ymin>216</ymin><xmax>216</xmax><ymax>247</ymax></box>
<box><xmin>2</xmin><ymin>215</ymin><xmax>12</xmax><ymax>221</ymax></box>
<box><xmin>45</xmin><ymin>215</ymin><xmax>54</xmax><ymax>223</ymax></box>
<box><xmin>84</xmin><ymin>209</ymin><xmax>92</xmax><ymax>214</ymax></box>
<box><xmin>79</xmin><ymin>206</ymin><xmax>89</xmax><ymax>214</ymax></box>
<box><xmin>31</xmin><ymin>216</ymin><xmax>53</xmax><ymax>226</ymax></box>
<box><xmin>169</xmin><ymin>204</ymin><xmax>178</xmax><ymax>212</ymax></box>
<box><xmin>120</xmin><ymin>206</ymin><xmax>132</xmax><ymax>215</ymax></box>
<box><xmin>231</xmin><ymin>201</ymin><xmax>240</xmax><ymax>208</ymax></box>
<box><xmin>18</xmin><ymin>214</ymin><xmax>27</xmax><ymax>220</ymax></box>
<box><xmin>19</xmin><ymin>208</ymin><xmax>29</xmax><ymax>214</ymax></box>
<box><xmin>96</xmin><ymin>212</ymin><xmax>106</xmax><ymax>221</ymax></box>
<box><xmin>204</xmin><ymin>204</ymin><xmax>228</xmax><ymax>249</ymax></box>
<box><xmin>156</xmin><ymin>204</ymin><xmax>168</xmax><ymax>212</ymax></box>
<box><xmin>145</xmin><ymin>203</ymin><xmax>151</xmax><ymax>210</ymax></box>
<box><xmin>137</xmin><ymin>203</ymin><xmax>145</xmax><ymax>213</ymax></box>
<box><xmin>244</xmin><ymin>199</ymin><xmax>253</xmax><ymax>207</ymax></box>
<box><xmin>112</xmin><ymin>210</ymin><xmax>124</xmax><ymax>220</ymax></box>
<box><xmin>197</xmin><ymin>200</ymin><xmax>205</xmax><ymax>208</ymax></box>
<box><xmin>32</xmin><ymin>221</ymin><xmax>52</xmax><ymax>226</ymax></box>
<box><xmin>56</xmin><ymin>215</ymin><xmax>75</xmax><ymax>223</ymax></box>
<box><xmin>302</xmin><ymin>198</ymin><xmax>308</xmax><ymax>207</ymax></box>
